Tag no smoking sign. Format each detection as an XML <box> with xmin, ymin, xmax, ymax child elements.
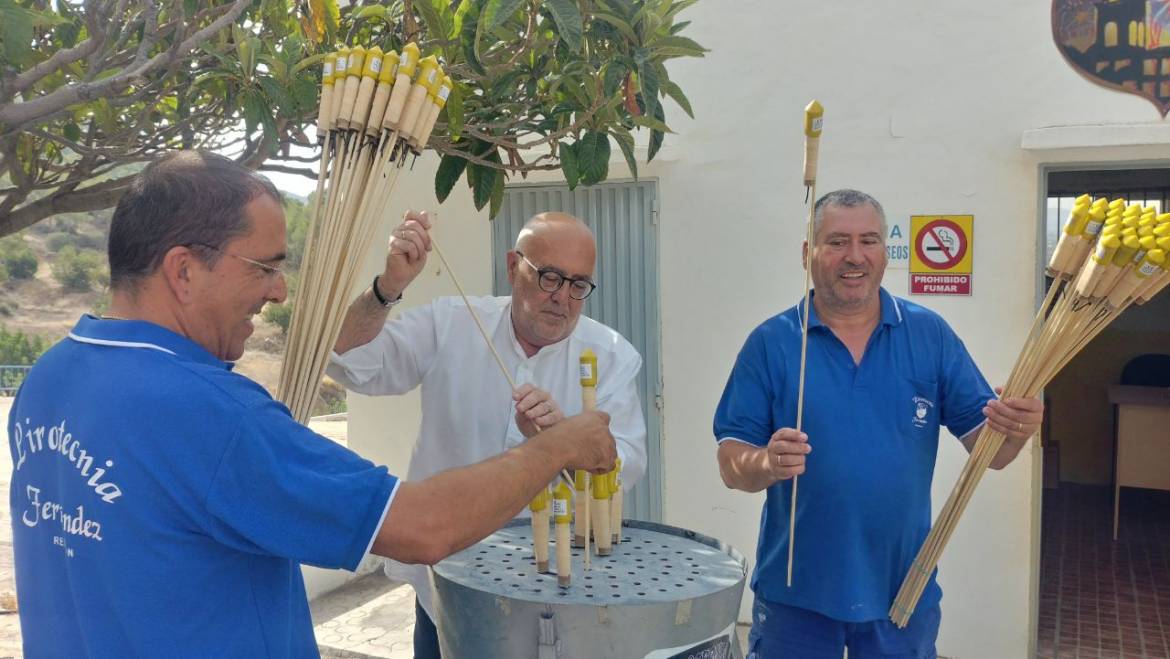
<box><xmin>909</xmin><ymin>215</ymin><xmax>973</xmax><ymax>295</ymax></box>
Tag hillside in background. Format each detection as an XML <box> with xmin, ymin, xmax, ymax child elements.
<box><xmin>0</xmin><ymin>195</ymin><xmax>344</xmax><ymax>414</ymax></box>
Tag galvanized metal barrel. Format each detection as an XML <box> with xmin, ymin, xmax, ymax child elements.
<box><xmin>431</xmin><ymin>519</ymin><xmax>747</xmax><ymax>659</ymax></box>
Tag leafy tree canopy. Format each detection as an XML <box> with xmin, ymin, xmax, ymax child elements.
<box><xmin>0</xmin><ymin>0</ymin><xmax>705</xmax><ymax>233</ymax></box>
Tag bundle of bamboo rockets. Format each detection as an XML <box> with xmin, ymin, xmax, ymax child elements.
<box><xmin>890</xmin><ymin>195</ymin><xmax>1170</xmax><ymax>627</ymax></box>
<box><xmin>277</xmin><ymin>41</ymin><xmax>452</xmax><ymax>423</ymax></box>
<box><xmin>528</xmin><ymin>350</ymin><xmax>626</xmax><ymax>588</ymax></box>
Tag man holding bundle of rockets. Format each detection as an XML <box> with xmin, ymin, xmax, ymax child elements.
<box><xmin>713</xmin><ymin>189</ymin><xmax>1044</xmax><ymax>659</ymax></box>
<box><xmin>327</xmin><ymin>209</ymin><xmax>648</xmax><ymax>658</ymax></box>
<box><xmin>7</xmin><ymin>152</ymin><xmax>619</xmax><ymax>657</ymax></box>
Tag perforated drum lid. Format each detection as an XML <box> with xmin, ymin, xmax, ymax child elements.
<box><xmin>433</xmin><ymin>520</ymin><xmax>745</xmax><ymax>606</ymax></box>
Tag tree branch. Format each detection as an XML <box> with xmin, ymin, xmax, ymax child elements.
<box><xmin>0</xmin><ymin>178</ymin><xmax>134</xmax><ymax>236</ymax></box>
<box><xmin>0</xmin><ymin>0</ymin><xmax>252</xmax><ymax>131</ymax></box>
<box><xmin>258</xmin><ymin>163</ymin><xmax>318</xmax><ymax>178</ymax></box>
<box><xmin>11</xmin><ymin>39</ymin><xmax>103</xmax><ymax>95</ymax></box>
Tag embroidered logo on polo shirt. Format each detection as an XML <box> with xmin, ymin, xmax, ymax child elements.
<box><xmin>912</xmin><ymin>396</ymin><xmax>934</xmax><ymax>429</ymax></box>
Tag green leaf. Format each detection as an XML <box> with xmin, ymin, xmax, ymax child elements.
<box><xmin>488</xmin><ymin>169</ymin><xmax>506</xmax><ymax>219</ymax></box>
<box><xmin>660</xmin><ymin>78</ymin><xmax>693</xmax><ymax>118</ymax></box>
<box><xmin>630</xmin><ymin>114</ymin><xmax>672</xmax><ymax>133</ymax></box>
<box><xmin>470</xmin><ymin>162</ymin><xmax>499</xmax><ymax>211</ymax></box>
<box><xmin>435</xmin><ymin>154</ymin><xmax>469</xmax><ymax>203</ymax></box>
<box><xmin>355</xmin><ymin>5</ymin><xmax>387</xmax><ymax>21</ymax></box>
<box><xmin>63</xmin><ymin>123</ymin><xmax>81</xmax><ymax>143</ymax></box>
<box><xmin>445</xmin><ymin>85</ymin><xmax>465</xmax><ymax>139</ymax></box>
<box><xmin>664</xmin><ymin>0</ymin><xmax>699</xmax><ymax>21</ymax></box>
<box><xmin>258</xmin><ymin>77</ymin><xmax>296</xmax><ymax>114</ymax></box>
<box><xmin>414</xmin><ymin>0</ymin><xmax>448</xmax><ymax>41</ymax></box>
<box><xmin>576</xmin><ymin>131</ymin><xmax>610</xmax><ymax>186</ymax></box>
<box><xmin>610</xmin><ymin>129</ymin><xmax>638</xmax><ymax>180</ymax></box>
<box><xmin>602</xmin><ymin>60</ymin><xmax>628</xmax><ymax>98</ymax></box>
<box><xmin>452</xmin><ymin>0</ymin><xmax>475</xmax><ymax>40</ymax></box>
<box><xmin>291</xmin><ymin>53</ymin><xmax>327</xmax><ymax>76</ymax></box>
<box><xmin>467</xmin><ymin>146</ymin><xmax>502</xmax><ymax>211</ymax></box>
<box><xmin>635</xmin><ymin>49</ymin><xmax>659</xmax><ymax>118</ymax></box>
<box><xmin>559</xmin><ymin>140</ymin><xmax>580</xmax><ymax>190</ymax></box>
<box><xmin>669</xmin><ymin>20</ymin><xmax>691</xmax><ymax>35</ymax></box>
<box><xmin>647</xmin><ymin>102</ymin><xmax>665</xmax><ymax>161</ymax></box>
<box><xmin>653</xmin><ymin>46</ymin><xmax>707</xmax><ymax>60</ymax></box>
<box><xmin>650</xmin><ymin>35</ymin><xmax>708</xmax><ymax>55</ymax></box>
<box><xmin>545</xmin><ymin>0</ymin><xmax>584</xmax><ymax>52</ymax></box>
<box><xmin>482</xmin><ymin>0</ymin><xmax>526</xmax><ymax>33</ymax></box>
<box><xmin>590</xmin><ymin>10</ymin><xmax>638</xmax><ymax>43</ymax></box>
<box><xmin>460</xmin><ymin>0</ymin><xmax>486</xmax><ymax>75</ymax></box>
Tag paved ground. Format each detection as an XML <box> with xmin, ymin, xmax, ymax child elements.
<box><xmin>312</xmin><ymin>574</ymin><xmax>419</xmax><ymax>658</ymax></box>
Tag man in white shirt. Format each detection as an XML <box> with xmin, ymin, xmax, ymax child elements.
<box><xmin>328</xmin><ymin>210</ymin><xmax>648</xmax><ymax>658</ymax></box>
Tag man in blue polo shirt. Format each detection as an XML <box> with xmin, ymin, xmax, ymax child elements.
<box><xmin>8</xmin><ymin>151</ymin><xmax>617</xmax><ymax>657</ymax></box>
<box><xmin>713</xmin><ymin>189</ymin><xmax>1043</xmax><ymax>658</ymax></box>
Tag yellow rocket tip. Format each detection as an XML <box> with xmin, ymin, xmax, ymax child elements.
<box><xmin>804</xmin><ymin>100</ymin><xmax>824</xmax><ymax>137</ymax></box>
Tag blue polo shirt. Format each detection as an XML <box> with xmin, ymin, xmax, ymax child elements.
<box><xmin>713</xmin><ymin>288</ymin><xmax>992</xmax><ymax>623</ymax></box>
<box><xmin>8</xmin><ymin>316</ymin><xmax>399</xmax><ymax>657</ymax></box>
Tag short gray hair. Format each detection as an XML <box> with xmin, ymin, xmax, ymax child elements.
<box><xmin>813</xmin><ymin>189</ymin><xmax>887</xmax><ymax>240</ymax></box>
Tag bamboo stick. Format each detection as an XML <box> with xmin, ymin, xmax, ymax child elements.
<box><xmin>787</xmin><ymin>99</ymin><xmax>823</xmax><ymax>587</ymax></box>
<box><xmin>888</xmin><ymin>194</ymin><xmax>1169</xmax><ymax>626</ymax></box>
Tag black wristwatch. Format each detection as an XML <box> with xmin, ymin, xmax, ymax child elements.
<box><xmin>372</xmin><ymin>275</ymin><xmax>403</xmax><ymax>308</ymax></box>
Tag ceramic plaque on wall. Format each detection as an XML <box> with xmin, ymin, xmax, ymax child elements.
<box><xmin>1053</xmin><ymin>0</ymin><xmax>1170</xmax><ymax>117</ymax></box>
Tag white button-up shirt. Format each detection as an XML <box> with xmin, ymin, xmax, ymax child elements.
<box><xmin>327</xmin><ymin>295</ymin><xmax>647</xmax><ymax>617</ymax></box>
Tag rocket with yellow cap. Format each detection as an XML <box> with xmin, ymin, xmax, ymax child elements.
<box><xmin>553</xmin><ymin>479</ymin><xmax>573</xmax><ymax>587</ymax></box>
<box><xmin>529</xmin><ymin>486</ymin><xmax>551</xmax><ymax>573</ymax></box>
<box><xmin>380</xmin><ymin>43</ymin><xmax>419</xmax><ymax>134</ymax></box>
<box><xmin>316</xmin><ymin>53</ymin><xmax>337</xmax><ymax>141</ymax></box>
<box><xmin>364</xmin><ymin>50</ymin><xmax>400</xmax><ymax>137</ymax></box>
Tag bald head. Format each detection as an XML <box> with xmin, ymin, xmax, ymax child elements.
<box><xmin>515</xmin><ymin>212</ymin><xmax>595</xmax><ymax>255</ymax></box>
<box><xmin>506</xmin><ymin>212</ymin><xmax>597</xmax><ymax>355</ymax></box>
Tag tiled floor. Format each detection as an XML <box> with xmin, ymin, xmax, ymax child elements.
<box><xmin>1038</xmin><ymin>484</ymin><xmax>1170</xmax><ymax>659</ymax></box>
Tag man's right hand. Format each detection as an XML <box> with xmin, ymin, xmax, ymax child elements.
<box><xmin>541</xmin><ymin>410</ymin><xmax>616</xmax><ymax>474</ymax></box>
<box><xmin>381</xmin><ymin>210</ymin><xmax>433</xmax><ymax>298</ymax></box>
<box><xmin>764</xmin><ymin>427</ymin><xmax>810</xmax><ymax>482</ymax></box>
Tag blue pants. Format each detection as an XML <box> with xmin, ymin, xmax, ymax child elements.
<box><xmin>746</xmin><ymin>597</ymin><xmax>940</xmax><ymax>659</ymax></box>
<box><xmin>413</xmin><ymin>598</ymin><xmax>441</xmax><ymax>659</ymax></box>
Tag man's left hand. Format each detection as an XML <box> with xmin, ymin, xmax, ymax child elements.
<box><xmin>514</xmin><ymin>384</ymin><xmax>565</xmax><ymax>438</ymax></box>
<box><xmin>983</xmin><ymin>387</ymin><xmax>1044</xmax><ymax>443</ymax></box>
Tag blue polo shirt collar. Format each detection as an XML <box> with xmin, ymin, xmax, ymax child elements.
<box><xmin>68</xmin><ymin>314</ymin><xmax>232</xmax><ymax>370</ymax></box>
<box><xmin>800</xmin><ymin>287</ymin><xmax>904</xmax><ymax>331</ymax></box>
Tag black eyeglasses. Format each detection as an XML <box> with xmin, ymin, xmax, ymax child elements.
<box><xmin>515</xmin><ymin>251</ymin><xmax>596</xmax><ymax>300</ymax></box>
<box><xmin>189</xmin><ymin>243</ymin><xmax>287</xmax><ymax>280</ymax></box>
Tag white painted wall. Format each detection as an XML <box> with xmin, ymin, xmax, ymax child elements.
<box><xmin>300</xmin><ymin>151</ymin><xmax>490</xmax><ymax>599</ymax></box>
<box><xmin>337</xmin><ymin>2</ymin><xmax>1170</xmax><ymax>657</ymax></box>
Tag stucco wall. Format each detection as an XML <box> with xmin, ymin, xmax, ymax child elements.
<box><xmin>335</xmin><ymin>2</ymin><xmax>1170</xmax><ymax>657</ymax></box>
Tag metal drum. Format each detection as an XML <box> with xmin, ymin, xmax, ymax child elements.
<box><xmin>431</xmin><ymin>519</ymin><xmax>747</xmax><ymax>659</ymax></box>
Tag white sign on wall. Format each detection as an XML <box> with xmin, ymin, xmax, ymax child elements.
<box><xmin>886</xmin><ymin>221</ymin><xmax>910</xmax><ymax>269</ymax></box>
